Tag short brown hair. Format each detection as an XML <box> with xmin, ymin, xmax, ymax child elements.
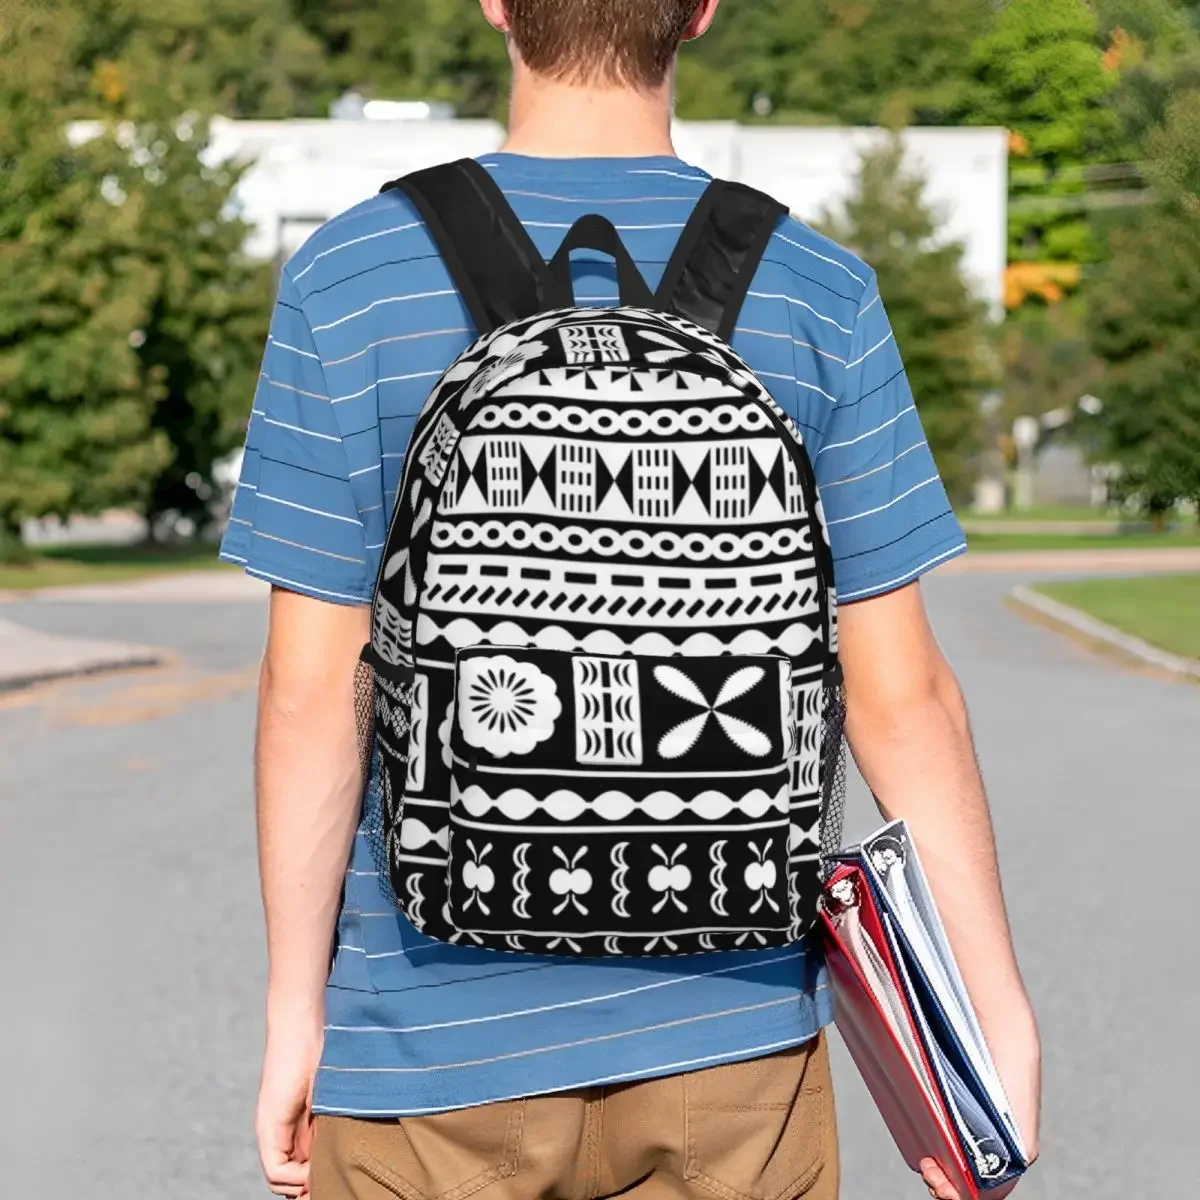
<box><xmin>506</xmin><ymin>1</ymin><xmax>701</xmax><ymax>89</ymax></box>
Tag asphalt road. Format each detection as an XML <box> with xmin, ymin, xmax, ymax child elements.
<box><xmin>1</xmin><ymin>571</ymin><xmax>1196</xmax><ymax>1199</ymax></box>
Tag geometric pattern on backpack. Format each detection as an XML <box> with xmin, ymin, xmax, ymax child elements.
<box><xmin>364</xmin><ymin>305</ymin><xmax>845</xmax><ymax>956</ymax></box>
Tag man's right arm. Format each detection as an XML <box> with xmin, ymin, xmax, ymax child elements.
<box><xmin>801</xmin><ymin>265</ymin><xmax>1039</xmax><ymax>1197</ymax></box>
<box><xmin>839</xmin><ymin>583</ymin><xmax>1041</xmax><ymax>1199</ymax></box>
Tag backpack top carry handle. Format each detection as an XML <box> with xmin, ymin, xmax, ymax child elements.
<box><xmin>544</xmin><ymin>213</ymin><xmax>656</xmax><ymax>309</ymax></box>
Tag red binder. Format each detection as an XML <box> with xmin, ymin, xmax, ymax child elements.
<box><xmin>820</xmin><ymin>862</ymin><xmax>980</xmax><ymax>1199</ymax></box>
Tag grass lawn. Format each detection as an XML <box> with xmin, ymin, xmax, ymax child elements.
<box><xmin>1035</xmin><ymin>574</ymin><xmax>1200</xmax><ymax>661</ymax></box>
<box><xmin>964</xmin><ymin>505</ymin><xmax>1120</xmax><ymax>523</ymax></box>
<box><xmin>0</xmin><ymin>541</ymin><xmax>230</xmax><ymax>591</ymax></box>
<box><xmin>966</xmin><ymin>529</ymin><xmax>1200</xmax><ymax>552</ymax></box>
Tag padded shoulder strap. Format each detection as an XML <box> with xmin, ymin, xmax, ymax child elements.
<box><xmin>655</xmin><ymin>180</ymin><xmax>789</xmax><ymax>341</ymax></box>
<box><xmin>381</xmin><ymin>159</ymin><xmax>551</xmax><ymax>335</ymax></box>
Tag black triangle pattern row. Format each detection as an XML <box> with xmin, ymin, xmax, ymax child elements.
<box><xmin>453</xmin><ymin>442</ymin><xmax>792</xmax><ymax>517</ymax></box>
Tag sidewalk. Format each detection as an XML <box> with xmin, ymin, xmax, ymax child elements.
<box><xmin>942</xmin><ymin>546</ymin><xmax>1200</xmax><ymax>574</ymax></box>
<box><xmin>0</xmin><ymin>571</ymin><xmax>263</xmax><ymax>690</ymax></box>
<box><xmin>0</xmin><ymin>569</ymin><xmax>268</xmax><ymax>605</ymax></box>
<box><xmin>0</xmin><ymin>617</ymin><xmax>162</xmax><ymax>692</ymax></box>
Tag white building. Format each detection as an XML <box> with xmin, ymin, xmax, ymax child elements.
<box><xmin>207</xmin><ymin>118</ymin><xmax>1008</xmax><ymax>310</ymax></box>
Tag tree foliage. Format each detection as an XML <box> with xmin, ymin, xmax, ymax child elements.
<box><xmin>1088</xmin><ymin>89</ymin><xmax>1200</xmax><ymax>513</ymax></box>
<box><xmin>124</xmin><ymin>114</ymin><xmax>273</xmax><ymax>529</ymax></box>
<box><xmin>70</xmin><ymin>0</ymin><xmax>326</xmax><ymax>119</ymax></box>
<box><xmin>294</xmin><ymin>0</ymin><xmax>509</xmax><ymax>117</ymax></box>
<box><xmin>819</xmin><ymin>140</ymin><xmax>988</xmax><ymax>503</ymax></box>
<box><xmin>292</xmin><ymin>0</ymin><xmax>993</xmax><ymax>124</ymax></box>
<box><xmin>0</xmin><ymin>4</ymin><xmax>270</xmax><ymax>547</ymax></box>
<box><xmin>0</xmin><ymin>6</ymin><xmax>167</xmax><ymax>545</ymax></box>
<box><xmin>958</xmin><ymin>0</ymin><xmax>1119</xmax><ymax>266</ymax></box>
<box><xmin>683</xmin><ymin>0</ymin><xmax>991</xmax><ymax>127</ymax></box>
<box><xmin>1098</xmin><ymin>0</ymin><xmax>1200</xmax><ymax>153</ymax></box>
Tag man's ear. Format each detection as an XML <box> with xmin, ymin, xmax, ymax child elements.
<box><xmin>683</xmin><ymin>0</ymin><xmax>721</xmax><ymax>42</ymax></box>
<box><xmin>479</xmin><ymin>0</ymin><xmax>511</xmax><ymax>34</ymax></box>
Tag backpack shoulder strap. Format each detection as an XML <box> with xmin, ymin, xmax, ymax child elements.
<box><xmin>381</xmin><ymin>159</ymin><xmax>551</xmax><ymax>335</ymax></box>
<box><xmin>655</xmin><ymin>180</ymin><xmax>789</xmax><ymax>341</ymax></box>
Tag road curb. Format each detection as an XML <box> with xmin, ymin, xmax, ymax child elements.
<box><xmin>1009</xmin><ymin>585</ymin><xmax>1200</xmax><ymax>682</ymax></box>
<box><xmin>0</xmin><ymin>617</ymin><xmax>164</xmax><ymax>693</ymax></box>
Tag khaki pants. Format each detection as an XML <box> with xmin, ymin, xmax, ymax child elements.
<box><xmin>312</xmin><ymin>1034</ymin><xmax>838</xmax><ymax>1200</ymax></box>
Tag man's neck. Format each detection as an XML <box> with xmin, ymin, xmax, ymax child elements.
<box><xmin>500</xmin><ymin>63</ymin><xmax>677</xmax><ymax>159</ymax></box>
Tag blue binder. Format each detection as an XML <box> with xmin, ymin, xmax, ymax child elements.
<box><xmin>831</xmin><ymin>822</ymin><xmax>1031</xmax><ymax>1192</ymax></box>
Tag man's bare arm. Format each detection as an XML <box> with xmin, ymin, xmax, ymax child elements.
<box><xmin>254</xmin><ymin>587</ymin><xmax>369</xmax><ymax>1197</ymax></box>
<box><xmin>838</xmin><ymin>582</ymin><xmax>1041</xmax><ymax>1191</ymax></box>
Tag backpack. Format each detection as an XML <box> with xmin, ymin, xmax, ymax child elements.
<box><xmin>355</xmin><ymin>159</ymin><xmax>847</xmax><ymax>957</ymax></box>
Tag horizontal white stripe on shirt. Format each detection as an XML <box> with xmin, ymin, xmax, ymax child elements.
<box><xmin>258</xmin><ymin>494</ymin><xmax>363</xmax><ymax>526</ymax></box>
<box><xmin>261</xmin><ymin>416</ymin><xmax>342</xmax><ymax>443</ymax></box>
<box><xmin>324</xmin><ymin>328</ymin><xmax>469</xmax><ymax>368</ymax></box>
<box><xmin>837</xmin><ymin>542</ymin><xmax>967</xmax><ymax>602</ymax></box>
<box><xmin>312</xmin><ymin>1035</ymin><xmax>815</xmax><ymax>1116</ymax></box>
<box><xmin>825</xmin><ymin>474</ymin><xmax>941</xmax><ymax>527</ymax></box>
<box><xmin>325</xmin><ymin>950</ymin><xmax>805</xmax><ymax>1035</ymax></box>
<box><xmin>252</xmin><ymin>530</ymin><xmax>366</xmax><ymax>564</ymax></box>
<box><xmin>311</xmin><ymin>290</ymin><xmax>457</xmax><ymax>333</ymax></box>
<box><xmin>332</xmin><ymin>371</ymin><xmax>442</xmax><ymax>404</ymax></box>
<box><xmin>817</xmin><ymin>404</ymin><xmax>916</xmax><ymax>456</ymax></box>
<box><xmin>269</xmin><ymin>338</ymin><xmax>320</xmax><ymax>361</ymax></box>
<box><xmin>822</xmin><ymin>441</ymin><xmax>927</xmax><ymax>489</ymax></box>
<box><xmin>845</xmin><ymin>331</ymin><xmax>895</xmax><ymax>370</ymax></box>
<box><xmin>320</xmin><ymin>995</ymin><xmax>802</xmax><ymax>1073</ymax></box>
<box><xmin>746</xmin><ymin>291</ymin><xmax>854</xmax><ymax>336</ymax></box>
<box><xmin>771</xmin><ymin>232</ymin><xmax>867</xmax><ymax>285</ymax></box>
<box><xmin>293</xmin><ymin>221</ymin><xmax>422</xmax><ymax>281</ymax></box>
<box><xmin>260</xmin><ymin>373</ymin><xmax>327</xmax><ymax>402</ymax></box>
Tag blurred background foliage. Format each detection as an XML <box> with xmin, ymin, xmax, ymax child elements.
<box><xmin>0</xmin><ymin>0</ymin><xmax>1198</xmax><ymax>553</ymax></box>
<box><xmin>818</xmin><ymin>139</ymin><xmax>991</xmax><ymax>506</ymax></box>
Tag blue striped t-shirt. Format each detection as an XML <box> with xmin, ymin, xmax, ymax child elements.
<box><xmin>221</xmin><ymin>153</ymin><xmax>966</xmax><ymax>1117</ymax></box>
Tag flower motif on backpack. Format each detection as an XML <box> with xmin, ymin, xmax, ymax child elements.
<box><xmin>457</xmin><ymin>655</ymin><xmax>562</xmax><ymax>758</ymax></box>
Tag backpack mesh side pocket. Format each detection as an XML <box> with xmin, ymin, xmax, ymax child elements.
<box><xmin>354</xmin><ymin>654</ymin><xmax>376</xmax><ymax>785</ymax></box>
<box><xmin>819</xmin><ymin>666</ymin><xmax>848</xmax><ymax>872</ymax></box>
<box><xmin>356</xmin><ymin>648</ymin><xmax>413</xmax><ymax>909</ymax></box>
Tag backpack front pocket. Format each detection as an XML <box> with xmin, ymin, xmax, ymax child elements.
<box><xmin>446</xmin><ymin>646</ymin><xmax>795</xmax><ymax>956</ymax></box>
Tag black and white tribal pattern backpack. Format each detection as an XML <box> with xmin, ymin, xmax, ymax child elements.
<box><xmin>355</xmin><ymin>159</ymin><xmax>847</xmax><ymax>957</ymax></box>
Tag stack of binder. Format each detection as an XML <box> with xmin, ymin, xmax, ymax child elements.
<box><xmin>820</xmin><ymin>821</ymin><xmax>1030</xmax><ymax>1198</ymax></box>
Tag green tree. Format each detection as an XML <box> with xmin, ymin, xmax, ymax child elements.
<box><xmin>410</xmin><ymin>0</ymin><xmax>512</xmax><ymax>117</ymax></box>
<box><xmin>296</xmin><ymin>0</ymin><xmax>509</xmax><ymax>118</ymax></box>
<box><xmin>120</xmin><ymin>113</ymin><xmax>273</xmax><ymax>531</ymax></box>
<box><xmin>1097</xmin><ymin>0</ymin><xmax>1200</xmax><ymax>153</ymax></box>
<box><xmin>1000</xmin><ymin>298</ymin><xmax>1104</xmax><ymax>428</ymax></box>
<box><xmin>819</xmin><ymin>139</ymin><xmax>989</xmax><ymax>503</ymax></box>
<box><xmin>959</xmin><ymin>0</ymin><xmax>1119</xmax><ymax>266</ymax></box>
<box><xmin>72</xmin><ymin>0</ymin><xmax>327</xmax><ymax>119</ymax></box>
<box><xmin>0</xmin><ymin>4</ymin><xmax>271</xmax><ymax>556</ymax></box>
<box><xmin>1089</xmin><ymin>89</ymin><xmax>1200</xmax><ymax>516</ymax></box>
<box><xmin>680</xmin><ymin>0</ymin><xmax>990</xmax><ymax>126</ymax></box>
<box><xmin>0</xmin><ymin>5</ymin><xmax>168</xmax><ymax>557</ymax></box>
<box><xmin>295</xmin><ymin>0</ymin><xmax>991</xmax><ymax>125</ymax></box>
<box><xmin>293</xmin><ymin>0</ymin><xmax>419</xmax><ymax>111</ymax></box>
